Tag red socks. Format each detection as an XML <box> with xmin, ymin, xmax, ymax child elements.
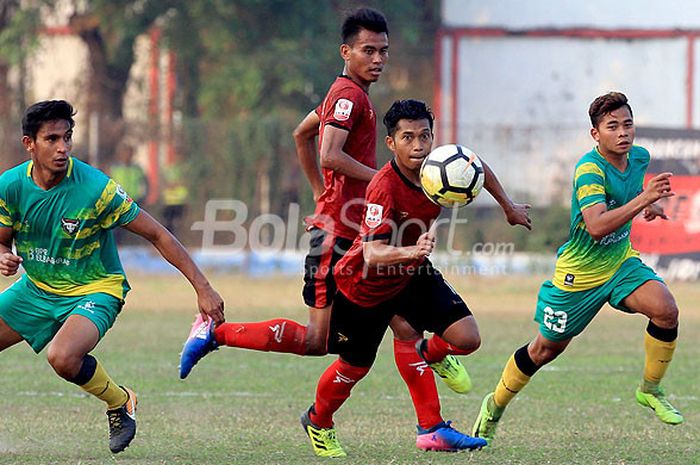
<box><xmin>393</xmin><ymin>338</ymin><xmax>443</xmax><ymax>430</ymax></box>
<box><xmin>213</xmin><ymin>319</ymin><xmax>308</xmax><ymax>355</ymax></box>
<box><xmin>310</xmin><ymin>359</ymin><xmax>370</xmax><ymax>428</ymax></box>
<box><xmin>421</xmin><ymin>335</ymin><xmax>470</xmax><ymax>362</ymax></box>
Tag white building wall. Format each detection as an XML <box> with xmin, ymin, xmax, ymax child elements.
<box><xmin>443</xmin><ymin>0</ymin><xmax>700</xmax><ymax>29</ymax></box>
<box><xmin>439</xmin><ymin>0</ymin><xmax>700</xmax><ymax>205</ymax></box>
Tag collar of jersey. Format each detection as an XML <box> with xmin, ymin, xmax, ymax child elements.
<box><xmin>339</xmin><ymin>75</ymin><xmax>369</xmax><ymax>95</ymax></box>
<box><xmin>593</xmin><ymin>146</ymin><xmax>630</xmax><ymax>177</ymax></box>
<box><xmin>391</xmin><ymin>159</ymin><xmax>422</xmax><ymax>192</ymax></box>
<box><xmin>26</xmin><ymin>157</ymin><xmax>74</xmax><ymax>179</ymax></box>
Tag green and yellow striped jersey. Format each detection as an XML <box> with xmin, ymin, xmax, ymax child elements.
<box><xmin>553</xmin><ymin>145</ymin><xmax>649</xmax><ymax>291</ymax></box>
<box><xmin>0</xmin><ymin>157</ymin><xmax>140</xmax><ymax>300</ymax></box>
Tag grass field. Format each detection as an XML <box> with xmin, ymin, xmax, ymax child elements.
<box><xmin>0</xmin><ymin>273</ymin><xmax>697</xmax><ymax>465</ymax></box>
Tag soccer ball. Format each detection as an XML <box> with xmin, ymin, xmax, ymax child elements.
<box><xmin>420</xmin><ymin>144</ymin><xmax>485</xmax><ymax>208</ymax></box>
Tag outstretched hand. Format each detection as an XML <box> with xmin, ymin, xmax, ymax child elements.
<box><xmin>0</xmin><ymin>252</ymin><xmax>22</xmax><ymax>276</ymax></box>
<box><xmin>504</xmin><ymin>202</ymin><xmax>532</xmax><ymax>230</ymax></box>
<box><xmin>644</xmin><ymin>172</ymin><xmax>675</xmax><ymax>203</ymax></box>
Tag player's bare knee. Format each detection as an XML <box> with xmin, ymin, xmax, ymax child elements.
<box><xmin>304</xmin><ymin>335</ymin><xmax>328</xmax><ymax>356</ymax></box>
<box><xmin>46</xmin><ymin>348</ymin><xmax>81</xmax><ymax>379</ymax></box>
<box><xmin>450</xmin><ymin>333</ymin><xmax>481</xmax><ymax>354</ymax></box>
<box><xmin>656</xmin><ymin>299</ymin><xmax>679</xmax><ymax>328</ymax></box>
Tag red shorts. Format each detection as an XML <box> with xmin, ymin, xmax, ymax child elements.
<box><xmin>302</xmin><ymin>227</ymin><xmax>353</xmax><ymax>309</ymax></box>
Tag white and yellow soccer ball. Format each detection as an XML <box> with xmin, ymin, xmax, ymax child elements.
<box><xmin>419</xmin><ymin>144</ymin><xmax>485</xmax><ymax>208</ymax></box>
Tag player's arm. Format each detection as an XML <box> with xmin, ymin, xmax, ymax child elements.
<box><xmin>320</xmin><ymin>125</ymin><xmax>377</xmax><ymax>182</ymax></box>
<box><xmin>362</xmin><ymin>232</ymin><xmax>435</xmax><ymax>267</ymax></box>
<box><xmin>582</xmin><ymin>172</ymin><xmax>674</xmax><ymax>241</ymax></box>
<box><xmin>294</xmin><ymin>110</ymin><xmax>324</xmax><ymax>201</ymax></box>
<box><xmin>122</xmin><ymin>210</ymin><xmax>225</xmax><ymax>323</ymax></box>
<box><xmin>481</xmin><ymin>159</ymin><xmax>532</xmax><ymax>230</ymax></box>
<box><xmin>0</xmin><ymin>226</ymin><xmax>21</xmax><ymax>276</ymax></box>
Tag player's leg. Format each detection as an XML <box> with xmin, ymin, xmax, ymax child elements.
<box><xmin>0</xmin><ymin>317</ymin><xmax>23</xmax><ymax>352</ymax></box>
<box><xmin>179</xmin><ymin>229</ymin><xmax>343</xmax><ymax>379</ymax></box>
<box><xmin>398</xmin><ymin>271</ymin><xmax>487</xmax><ymax>451</ymax></box>
<box><xmin>301</xmin><ymin>291</ymin><xmax>383</xmax><ymax>457</ymax></box>
<box><xmin>408</xmin><ymin>277</ymin><xmax>474</xmax><ymax>394</ymax></box>
<box><xmin>474</xmin><ymin>278</ymin><xmax>600</xmax><ymax>445</ymax></box>
<box><xmin>48</xmin><ymin>295</ymin><xmax>136</xmax><ymax>453</ymax></box>
<box><xmin>615</xmin><ymin>277</ymin><xmax>682</xmax><ymax>424</ymax></box>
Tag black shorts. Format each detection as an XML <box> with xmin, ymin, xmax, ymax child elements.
<box><xmin>302</xmin><ymin>227</ymin><xmax>353</xmax><ymax>309</ymax></box>
<box><xmin>327</xmin><ymin>264</ymin><xmax>472</xmax><ymax>366</ymax></box>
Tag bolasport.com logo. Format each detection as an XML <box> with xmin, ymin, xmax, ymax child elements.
<box><xmin>190</xmin><ymin>199</ymin><xmax>515</xmax><ymax>258</ymax></box>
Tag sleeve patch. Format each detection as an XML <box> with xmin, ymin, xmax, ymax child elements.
<box><xmin>365</xmin><ymin>203</ymin><xmax>384</xmax><ymax>228</ymax></box>
<box><xmin>333</xmin><ymin>99</ymin><xmax>354</xmax><ymax>122</ymax></box>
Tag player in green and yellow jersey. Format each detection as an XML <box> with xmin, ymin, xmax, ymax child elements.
<box><xmin>473</xmin><ymin>92</ymin><xmax>683</xmax><ymax>446</ymax></box>
<box><xmin>0</xmin><ymin>100</ymin><xmax>225</xmax><ymax>453</ymax></box>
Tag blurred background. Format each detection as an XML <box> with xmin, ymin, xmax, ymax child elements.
<box><xmin>1</xmin><ymin>0</ymin><xmax>699</xmax><ymax>279</ymax></box>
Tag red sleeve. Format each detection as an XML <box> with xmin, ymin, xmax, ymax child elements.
<box><xmin>360</xmin><ymin>179</ymin><xmax>396</xmax><ymax>242</ymax></box>
<box><xmin>320</xmin><ymin>86</ymin><xmax>365</xmax><ymax>133</ymax></box>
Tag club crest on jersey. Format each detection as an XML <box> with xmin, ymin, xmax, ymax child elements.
<box><xmin>61</xmin><ymin>218</ymin><xmax>80</xmax><ymax>236</ymax></box>
<box><xmin>333</xmin><ymin>98</ymin><xmax>353</xmax><ymax>121</ymax></box>
<box><xmin>365</xmin><ymin>203</ymin><xmax>383</xmax><ymax>229</ymax></box>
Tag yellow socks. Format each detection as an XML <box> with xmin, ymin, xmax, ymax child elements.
<box><xmin>70</xmin><ymin>354</ymin><xmax>128</xmax><ymax>410</ymax></box>
<box><xmin>492</xmin><ymin>344</ymin><xmax>541</xmax><ymax>416</ymax></box>
<box><xmin>642</xmin><ymin>322</ymin><xmax>678</xmax><ymax>392</ymax></box>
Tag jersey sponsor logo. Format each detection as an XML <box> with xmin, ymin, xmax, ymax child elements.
<box><xmin>365</xmin><ymin>203</ymin><xmax>383</xmax><ymax>229</ymax></box>
<box><xmin>333</xmin><ymin>98</ymin><xmax>353</xmax><ymax>121</ymax></box>
<box><xmin>61</xmin><ymin>218</ymin><xmax>80</xmax><ymax>236</ymax></box>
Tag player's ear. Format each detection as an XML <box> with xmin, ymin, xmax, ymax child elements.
<box><xmin>590</xmin><ymin>126</ymin><xmax>599</xmax><ymax>142</ymax></box>
<box><xmin>385</xmin><ymin>135</ymin><xmax>395</xmax><ymax>151</ymax></box>
<box><xmin>22</xmin><ymin>135</ymin><xmax>34</xmax><ymax>154</ymax></box>
<box><xmin>340</xmin><ymin>43</ymin><xmax>351</xmax><ymax>61</ymax></box>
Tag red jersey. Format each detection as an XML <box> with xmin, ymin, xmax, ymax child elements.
<box><xmin>335</xmin><ymin>160</ymin><xmax>442</xmax><ymax>307</ymax></box>
<box><xmin>309</xmin><ymin>75</ymin><xmax>377</xmax><ymax>240</ymax></box>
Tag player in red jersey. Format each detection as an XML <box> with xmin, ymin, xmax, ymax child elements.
<box><xmin>301</xmin><ymin>99</ymin><xmax>493</xmax><ymax>457</ymax></box>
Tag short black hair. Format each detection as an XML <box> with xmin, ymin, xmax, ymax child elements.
<box><xmin>589</xmin><ymin>92</ymin><xmax>633</xmax><ymax>128</ymax></box>
<box><xmin>22</xmin><ymin>100</ymin><xmax>76</xmax><ymax>139</ymax></box>
<box><xmin>383</xmin><ymin>99</ymin><xmax>434</xmax><ymax>137</ymax></box>
<box><xmin>342</xmin><ymin>7</ymin><xmax>388</xmax><ymax>45</ymax></box>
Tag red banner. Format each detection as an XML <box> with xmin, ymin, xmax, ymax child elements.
<box><xmin>631</xmin><ymin>175</ymin><xmax>700</xmax><ymax>255</ymax></box>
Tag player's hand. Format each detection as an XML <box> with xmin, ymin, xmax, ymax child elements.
<box><xmin>643</xmin><ymin>172</ymin><xmax>675</xmax><ymax>203</ymax></box>
<box><xmin>196</xmin><ymin>284</ymin><xmax>225</xmax><ymax>325</ymax></box>
<box><xmin>643</xmin><ymin>203</ymin><xmax>668</xmax><ymax>221</ymax></box>
<box><xmin>0</xmin><ymin>252</ymin><xmax>22</xmax><ymax>276</ymax></box>
<box><xmin>413</xmin><ymin>231</ymin><xmax>436</xmax><ymax>259</ymax></box>
<box><xmin>504</xmin><ymin>202</ymin><xmax>532</xmax><ymax>230</ymax></box>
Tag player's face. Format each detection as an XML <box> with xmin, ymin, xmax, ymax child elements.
<box><xmin>591</xmin><ymin>106</ymin><xmax>634</xmax><ymax>158</ymax></box>
<box><xmin>386</xmin><ymin>119</ymin><xmax>433</xmax><ymax>179</ymax></box>
<box><xmin>341</xmin><ymin>29</ymin><xmax>389</xmax><ymax>88</ymax></box>
<box><xmin>23</xmin><ymin>119</ymin><xmax>73</xmax><ymax>176</ymax></box>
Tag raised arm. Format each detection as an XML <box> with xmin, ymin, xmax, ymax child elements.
<box><xmin>122</xmin><ymin>210</ymin><xmax>224</xmax><ymax>323</ymax></box>
<box><xmin>481</xmin><ymin>158</ymin><xmax>532</xmax><ymax>230</ymax></box>
<box><xmin>293</xmin><ymin>110</ymin><xmax>324</xmax><ymax>201</ymax></box>
<box><xmin>320</xmin><ymin>125</ymin><xmax>377</xmax><ymax>182</ymax></box>
<box><xmin>0</xmin><ymin>227</ymin><xmax>21</xmax><ymax>277</ymax></box>
<box><xmin>582</xmin><ymin>172</ymin><xmax>674</xmax><ymax>241</ymax></box>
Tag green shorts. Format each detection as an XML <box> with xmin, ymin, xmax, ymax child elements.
<box><xmin>0</xmin><ymin>276</ymin><xmax>122</xmax><ymax>353</ymax></box>
<box><xmin>534</xmin><ymin>258</ymin><xmax>663</xmax><ymax>342</ymax></box>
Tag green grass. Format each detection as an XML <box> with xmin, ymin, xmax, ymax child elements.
<box><xmin>0</xmin><ymin>274</ymin><xmax>697</xmax><ymax>465</ymax></box>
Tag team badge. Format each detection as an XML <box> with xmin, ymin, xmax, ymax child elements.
<box><xmin>333</xmin><ymin>98</ymin><xmax>353</xmax><ymax>121</ymax></box>
<box><xmin>116</xmin><ymin>184</ymin><xmax>133</xmax><ymax>202</ymax></box>
<box><xmin>564</xmin><ymin>273</ymin><xmax>575</xmax><ymax>286</ymax></box>
<box><xmin>365</xmin><ymin>203</ymin><xmax>383</xmax><ymax>228</ymax></box>
<box><xmin>61</xmin><ymin>218</ymin><xmax>80</xmax><ymax>236</ymax></box>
